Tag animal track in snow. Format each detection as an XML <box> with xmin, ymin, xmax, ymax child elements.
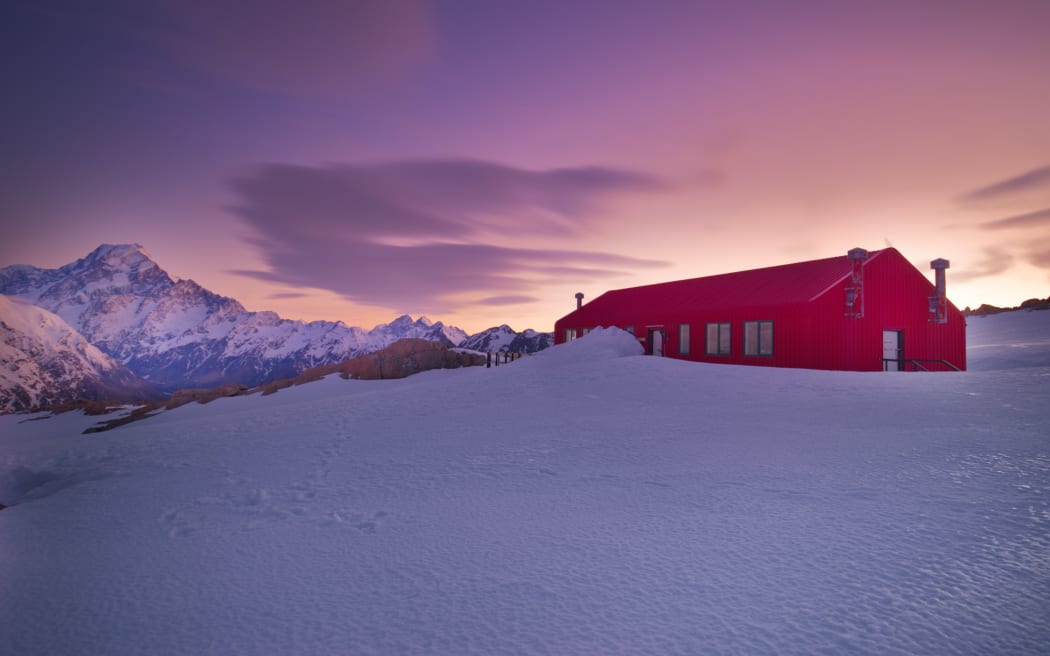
<box><xmin>321</xmin><ymin>509</ymin><xmax>390</xmax><ymax>533</ymax></box>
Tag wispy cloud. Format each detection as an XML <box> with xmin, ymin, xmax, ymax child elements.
<box><xmin>950</xmin><ymin>246</ymin><xmax>1016</xmax><ymax>282</ymax></box>
<box><xmin>959</xmin><ymin>165</ymin><xmax>1050</xmax><ymax>204</ymax></box>
<box><xmin>979</xmin><ymin>207</ymin><xmax>1050</xmax><ymax>230</ymax></box>
<box><xmin>229</xmin><ymin>159</ymin><xmax>669</xmax><ymax>313</ymax></box>
<box><xmin>477</xmin><ymin>295</ymin><xmax>541</xmax><ymax>306</ymax></box>
<box><xmin>1027</xmin><ymin>240</ymin><xmax>1050</xmax><ymax>270</ymax></box>
<box><xmin>951</xmin><ymin>168</ymin><xmax>1050</xmax><ymax>279</ymax></box>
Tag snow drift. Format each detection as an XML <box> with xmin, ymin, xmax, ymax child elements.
<box><xmin>0</xmin><ymin>311</ymin><xmax>1048</xmax><ymax>655</ymax></box>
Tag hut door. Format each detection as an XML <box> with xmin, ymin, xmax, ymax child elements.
<box><xmin>882</xmin><ymin>330</ymin><xmax>903</xmax><ymax>371</ymax></box>
<box><xmin>648</xmin><ymin>328</ymin><xmax>664</xmax><ymax>356</ymax></box>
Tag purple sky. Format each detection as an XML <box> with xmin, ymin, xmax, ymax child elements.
<box><xmin>4</xmin><ymin>0</ymin><xmax>1049</xmax><ymax>332</ymax></box>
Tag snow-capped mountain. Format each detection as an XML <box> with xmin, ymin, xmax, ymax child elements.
<box><xmin>366</xmin><ymin>314</ymin><xmax>469</xmax><ymax>349</ymax></box>
<box><xmin>0</xmin><ymin>295</ymin><xmax>161</xmax><ymax>412</ymax></box>
<box><xmin>0</xmin><ymin>244</ymin><xmax>550</xmax><ymax>393</ymax></box>
<box><xmin>458</xmin><ymin>324</ymin><xmax>553</xmax><ymax>353</ymax></box>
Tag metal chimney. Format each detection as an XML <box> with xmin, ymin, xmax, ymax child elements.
<box><xmin>931</xmin><ymin>258</ymin><xmax>949</xmax><ymax>297</ymax></box>
<box><xmin>844</xmin><ymin>248</ymin><xmax>867</xmax><ymax>318</ymax></box>
<box><xmin>575</xmin><ymin>292</ymin><xmax>584</xmax><ymax>309</ymax></box>
<box><xmin>929</xmin><ymin>258</ymin><xmax>949</xmax><ymax>323</ymax></box>
<box><xmin>848</xmin><ymin>248</ymin><xmax>869</xmax><ymax>261</ymax></box>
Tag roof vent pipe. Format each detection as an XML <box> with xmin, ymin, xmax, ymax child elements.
<box><xmin>929</xmin><ymin>259</ymin><xmax>949</xmax><ymax>323</ymax></box>
<box><xmin>844</xmin><ymin>248</ymin><xmax>867</xmax><ymax>318</ymax></box>
<box><xmin>575</xmin><ymin>292</ymin><xmax>584</xmax><ymax>309</ymax></box>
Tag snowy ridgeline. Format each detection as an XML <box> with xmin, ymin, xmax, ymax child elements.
<box><xmin>1</xmin><ymin>312</ymin><xmax>1049</xmax><ymax>655</ymax></box>
<box><xmin>0</xmin><ymin>244</ymin><xmax>554</xmax><ymax>400</ymax></box>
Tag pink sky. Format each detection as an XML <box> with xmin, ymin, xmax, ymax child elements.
<box><xmin>4</xmin><ymin>0</ymin><xmax>1049</xmax><ymax>333</ymax></box>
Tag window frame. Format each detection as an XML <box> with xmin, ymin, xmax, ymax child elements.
<box><xmin>678</xmin><ymin>324</ymin><xmax>691</xmax><ymax>355</ymax></box>
<box><xmin>705</xmin><ymin>322</ymin><xmax>732</xmax><ymax>356</ymax></box>
<box><xmin>743</xmin><ymin>320</ymin><xmax>774</xmax><ymax>357</ymax></box>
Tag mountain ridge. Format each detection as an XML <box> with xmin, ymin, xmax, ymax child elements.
<box><xmin>0</xmin><ymin>244</ymin><xmax>551</xmax><ymax>399</ymax></box>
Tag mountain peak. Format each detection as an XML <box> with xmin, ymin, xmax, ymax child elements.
<box><xmin>386</xmin><ymin>314</ymin><xmax>415</xmax><ymax>329</ymax></box>
<box><xmin>385</xmin><ymin>314</ymin><xmax>434</xmax><ymax>329</ymax></box>
<box><xmin>82</xmin><ymin>243</ymin><xmax>158</xmax><ymax>272</ymax></box>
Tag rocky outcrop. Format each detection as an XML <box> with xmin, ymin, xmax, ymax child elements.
<box><xmin>338</xmin><ymin>338</ymin><xmax>485</xmax><ymax>379</ymax></box>
<box><xmin>963</xmin><ymin>296</ymin><xmax>1050</xmax><ymax>316</ymax></box>
<box><xmin>258</xmin><ymin>339</ymin><xmax>485</xmax><ymax>394</ymax></box>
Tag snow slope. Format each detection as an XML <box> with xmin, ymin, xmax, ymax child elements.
<box><xmin>966</xmin><ymin>308</ymin><xmax>1050</xmax><ymax>370</ymax></box>
<box><xmin>0</xmin><ymin>295</ymin><xmax>159</xmax><ymax>412</ymax></box>
<box><xmin>1</xmin><ymin>314</ymin><xmax>1048</xmax><ymax>655</ymax></box>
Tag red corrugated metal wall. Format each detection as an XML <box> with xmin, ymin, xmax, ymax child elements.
<box><xmin>552</xmin><ymin>249</ymin><xmax>966</xmax><ymax>371</ymax></box>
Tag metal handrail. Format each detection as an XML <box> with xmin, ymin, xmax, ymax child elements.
<box><xmin>883</xmin><ymin>358</ymin><xmax>961</xmax><ymax>372</ymax></box>
<box><xmin>908</xmin><ymin>358</ymin><xmax>962</xmax><ymax>372</ymax></box>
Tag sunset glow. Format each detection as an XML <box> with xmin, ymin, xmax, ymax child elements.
<box><xmin>4</xmin><ymin>0</ymin><xmax>1049</xmax><ymax>333</ymax></box>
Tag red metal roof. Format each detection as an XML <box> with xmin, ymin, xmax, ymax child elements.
<box><xmin>579</xmin><ymin>249</ymin><xmax>889</xmax><ymax>314</ymax></box>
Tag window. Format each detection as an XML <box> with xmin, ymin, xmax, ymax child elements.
<box><xmin>625</xmin><ymin>325</ymin><xmax>634</xmax><ymax>335</ymax></box>
<box><xmin>743</xmin><ymin>321</ymin><xmax>774</xmax><ymax>356</ymax></box>
<box><xmin>565</xmin><ymin>328</ymin><xmax>577</xmax><ymax>341</ymax></box>
<box><xmin>705</xmin><ymin>322</ymin><xmax>731</xmax><ymax>355</ymax></box>
<box><xmin>678</xmin><ymin>324</ymin><xmax>691</xmax><ymax>355</ymax></box>
<box><xmin>581</xmin><ymin>327</ymin><xmax>592</xmax><ymax>336</ymax></box>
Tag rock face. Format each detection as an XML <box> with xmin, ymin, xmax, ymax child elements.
<box><xmin>0</xmin><ymin>295</ymin><xmax>163</xmax><ymax>412</ymax></box>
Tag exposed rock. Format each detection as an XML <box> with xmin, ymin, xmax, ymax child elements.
<box><xmin>964</xmin><ymin>296</ymin><xmax>1050</xmax><ymax>316</ymax></box>
<box><xmin>258</xmin><ymin>338</ymin><xmax>486</xmax><ymax>389</ymax></box>
<box><xmin>1019</xmin><ymin>297</ymin><xmax>1050</xmax><ymax>311</ymax></box>
<box><xmin>338</xmin><ymin>338</ymin><xmax>486</xmax><ymax>380</ymax></box>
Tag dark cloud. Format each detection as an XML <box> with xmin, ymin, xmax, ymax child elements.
<box><xmin>980</xmin><ymin>207</ymin><xmax>1050</xmax><ymax>230</ymax></box>
<box><xmin>959</xmin><ymin>165</ymin><xmax>1050</xmax><ymax>204</ymax></box>
<box><xmin>268</xmin><ymin>292</ymin><xmax>308</xmax><ymax>300</ymax></box>
<box><xmin>229</xmin><ymin>159</ymin><xmax>669</xmax><ymax>313</ymax></box>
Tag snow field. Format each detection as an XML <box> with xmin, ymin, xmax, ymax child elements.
<box><xmin>1</xmin><ymin>317</ymin><xmax>1049</xmax><ymax>654</ymax></box>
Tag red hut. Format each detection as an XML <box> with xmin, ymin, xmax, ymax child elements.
<box><xmin>554</xmin><ymin>247</ymin><xmax>966</xmax><ymax>371</ymax></box>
